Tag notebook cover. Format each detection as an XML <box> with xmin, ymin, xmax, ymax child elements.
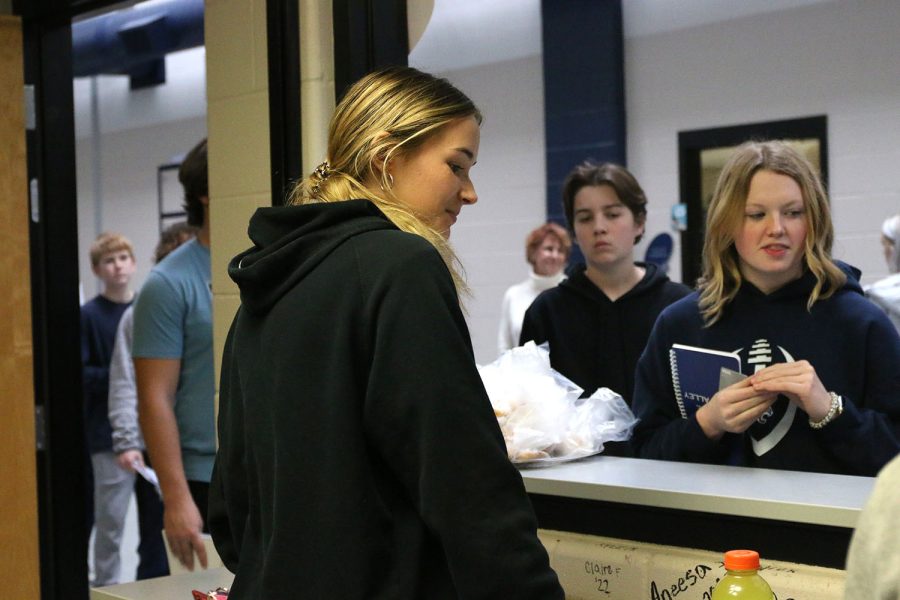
<box><xmin>669</xmin><ymin>343</ymin><xmax>742</xmax><ymax>419</ymax></box>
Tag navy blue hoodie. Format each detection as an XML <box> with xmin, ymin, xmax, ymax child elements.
<box><xmin>632</xmin><ymin>264</ymin><xmax>900</xmax><ymax>475</ymax></box>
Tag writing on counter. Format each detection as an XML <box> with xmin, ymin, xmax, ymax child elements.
<box><xmin>585</xmin><ymin>560</ymin><xmax>622</xmax><ymax>595</ymax></box>
<box><xmin>650</xmin><ymin>563</ymin><xmax>714</xmax><ymax>600</ymax></box>
<box><xmin>649</xmin><ymin>564</ymin><xmax>799</xmax><ymax>600</ymax></box>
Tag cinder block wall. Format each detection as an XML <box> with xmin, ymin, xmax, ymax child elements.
<box><xmin>205</xmin><ymin>0</ymin><xmax>271</xmax><ymax>396</ymax></box>
<box><xmin>206</xmin><ymin>1</ymin><xmax>335</xmax><ymax>403</ymax></box>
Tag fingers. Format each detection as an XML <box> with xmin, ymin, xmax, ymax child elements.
<box><xmin>116</xmin><ymin>450</ymin><xmax>143</xmax><ymax>472</ymax></box>
<box><xmin>723</xmin><ymin>376</ymin><xmax>754</xmax><ymax>390</ymax></box>
<box><xmin>163</xmin><ymin>500</ymin><xmax>206</xmax><ymax>571</ymax></box>
<box><xmin>714</xmin><ymin>387</ymin><xmax>777</xmax><ymax>434</ymax></box>
<box><xmin>750</xmin><ymin>360</ymin><xmax>813</xmax><ymax>386</ymax></box>
<box><xmin>168</xmin><ymin>531</ymin><xmax>205</xmax><ymax>571</ymax></box>
<box><xmin>750</xmin><ymin>361</ymin><xmax>830</xmax><ymax>415</ymax></box>
<box><xmin>721</xmin><ymin>393</ymin><xmax>777</xmax><ymax>433</ymax></box>
<box><xmin>165</xmin><ymin>530</ymin><xmax>193</xmax><ymax>571</ymax></box>
<box><xmin>699</xmin><ymin>386</ymin><xmax>772</xmax><ymax>439</ymax></box>
<box><xmin>193</xmin><ymin>534</ymin><xmax>209</xmax><ymax>569</ymax></box>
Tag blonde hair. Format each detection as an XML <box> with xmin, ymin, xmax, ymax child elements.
<box><xmin>698</xmin><ymin>140</ymin><xmax>845</xmax><ymax>325</ymax></box>
<box><xmin>89</xmin><ymin>232</ymin><xmax>134</xmax><ymax>266</ymax></box>
<box><xmin>288</xmin><ymin>66</ymin><xmax>482</xmax><ymax>296</ymax></box>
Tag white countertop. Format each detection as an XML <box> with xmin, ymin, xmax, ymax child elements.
<box><xmin>520</xmin><ymin>455</ymin><xmax>876</xmax><ymax>528</ymax></box>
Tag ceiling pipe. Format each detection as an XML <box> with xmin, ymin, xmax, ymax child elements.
<box><xmin>72</xmin><ymin>0</ymin><xmax>204</xmax><ymax>89</ymax></box>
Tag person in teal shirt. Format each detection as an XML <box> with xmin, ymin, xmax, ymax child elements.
<box><xmin>133</xmin><ymin>138</ymin><xmax>214</xmax><ymax>572</ymax></box>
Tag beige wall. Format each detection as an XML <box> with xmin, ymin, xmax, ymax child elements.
<box><xmin>205</xmin><ymin>0</ymin><xmax>270</xmax><ymax>390</ymax></box>
<box><xmin>206</xmin><ymin>0</ymin><xmax>335</xmax><ymax>397</ymax></box>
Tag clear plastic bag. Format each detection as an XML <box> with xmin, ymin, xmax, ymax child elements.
<box><xmin>478</xmin><ymin>341</ymin><xmax>639</xmax><ymax>466</ymax></box>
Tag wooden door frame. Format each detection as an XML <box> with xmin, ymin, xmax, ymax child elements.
<box><xmin>0</xmin><ymin>15</ymin><xmax>41</xmax><ymax>600</ymax></box>
<box><xmin>14</xmin><ymin>2</ymin><xmax>128</xmax><ymax>598</ymax></box>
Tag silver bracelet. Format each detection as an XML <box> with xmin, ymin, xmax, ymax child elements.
<box><xmin>809</xmin><ymin>392</ymin><xmax>843</xmax><ymax>429</ymax></box>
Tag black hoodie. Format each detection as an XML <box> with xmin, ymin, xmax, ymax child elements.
<box><xmin>208</xmin><ymin>200</ymin><xmax>563</xmax><ymax>599</ymax></box>
<box><xmin>519</xmin><ymin>262</ymin><xmax>692</xmax><ymax>404</ymax></box>
<box><xmin>632</xmin><ymin>264</ymin><xmax>900</xmax><ymax>475</ymax></box>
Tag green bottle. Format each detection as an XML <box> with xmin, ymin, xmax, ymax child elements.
<box><xmin>711</xmin><ymin>550</ymin><xmax>775</xmax><ymax>599</ymax></box>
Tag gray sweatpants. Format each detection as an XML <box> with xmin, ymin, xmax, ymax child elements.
<box><xmin>90</xmin><ymin>450</ymin><xmax>135</xmax><ymax>587</ymax></box>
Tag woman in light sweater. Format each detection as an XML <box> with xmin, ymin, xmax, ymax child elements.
<box><xmin>497</xmin><ymin>222</ymin><xmax>571</xmax><ymax>354</ymax></box>
<box><xmin>864</xmin><ymin>214</ymin><xmax>900</xmax><ymax>333</ymax></box>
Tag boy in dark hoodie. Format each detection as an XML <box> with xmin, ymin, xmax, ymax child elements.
<box><xmin>81</xmin><ymin>232</ymin><xmax>136</xmax><ymax>585</ymax></box>
<box><xmin>519</xmin><ymin>162</ymin><xmax>691</xmax><ymax>456</ymax></box>
<box><xmin>632</xmin><ymin>140</ymin><xmax>900</xmax><ymax>475</ymax></box>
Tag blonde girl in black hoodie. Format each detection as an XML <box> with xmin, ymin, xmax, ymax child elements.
<box><xmin>208</xmin><ymin>66</ymin><xmax>563</xmax><ymax>599</ymax></box>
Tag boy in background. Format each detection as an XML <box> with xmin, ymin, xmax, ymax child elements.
<box><xmin>81</xmin><ymin>232</ymin><xmax>136</xmax><ymax>586</ymax></box>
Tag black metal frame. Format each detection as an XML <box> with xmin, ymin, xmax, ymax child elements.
<box><xmin>16</xmin><ymin>2</ymin><xmax>100</xmax><ymax>598</ymax></box>
<box><xmin>157</xmin><ymin>162</ymin><xmax>187</xmax><ymax>232</ymax></box>
<box><xmin>266</xmin><ymin>0</ymin><xmax>302</xmax><ymax>206</ymax></box>
<box><xmin>677</xmin><ymin>115</ymin><xmax>829</xmax><ymax>286</ymax></box>
<box><xmin>332</xmin><ymin>0</ymin><xmax>408</xmax><ymax>101</ymax></box>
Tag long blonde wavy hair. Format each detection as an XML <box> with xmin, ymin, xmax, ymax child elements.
<box><xmin>698</xmin><ymin>140</ymin><xmax>846</xmax><ymax>326</ymax></box>
<box><xmin>289</xmin><ymin>66</ymin><xmax>482</xmax><ymax>297</ymax></box>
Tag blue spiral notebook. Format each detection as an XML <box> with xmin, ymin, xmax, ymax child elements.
<box><xmin>669</xmin><ymin>343</ymin><xmax>742</xmax><ymax>419</ymax></box>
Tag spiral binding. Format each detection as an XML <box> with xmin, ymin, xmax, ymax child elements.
<box><xmin>669</xmin><ymin>347</ymin><xmax>688</xmax><ymax>419</ymax></box>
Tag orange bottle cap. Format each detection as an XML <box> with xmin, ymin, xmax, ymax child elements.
<box><xmin>724</xmin><ymin>549</ymin><xmax>760</xmax><ymax>571</ymax></box>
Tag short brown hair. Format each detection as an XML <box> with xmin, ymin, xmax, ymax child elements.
<box><xmin>525</xmin><ymin>222</ymin><xmax>572</xmax><ymax>265</ymax></box>
<box><xmin>561</xmin><ymin>161</ymin><xmax>648</xmax><ymax>243</ymax></box>
<box><xmin>179</xmin><ymin>138</ymin><xmax>208</xmax><ymax>227</ymax></box>
<box><xmin>90</xmin><ymin>232</ymin><xmax>134</xmax><ymax>266</ymax></box>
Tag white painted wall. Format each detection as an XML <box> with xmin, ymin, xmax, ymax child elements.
<box><xmin>626</xmin><ymin>0</ymin><xmax>900</xmax><ymax>286</ymax></box>
<box><xmin>426</xmin><ymin>56</ymin><xmax>548</xmax><ymax>365</ymax></box>
<box><xmin>72</xmin><ymin>1</ymin><xmax>900</xmax><ymax>364</ymax></box>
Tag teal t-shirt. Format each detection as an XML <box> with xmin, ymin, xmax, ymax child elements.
<box><xmin>132</xmin><ymin>238</ymin><xmax>214</xmax><ymax>482</ymax></box>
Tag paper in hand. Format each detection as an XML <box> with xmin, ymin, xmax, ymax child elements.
<box><xmin>719</xmin><ymin>367</ymin><xmax>748</xmax><ymax>390</ymax></box>
<box><xmin>133</xmin><ymin>460</ymin><xmax>162</xmax><ymax>498</ymax></box>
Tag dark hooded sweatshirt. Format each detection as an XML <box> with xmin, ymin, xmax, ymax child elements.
<box><xmin>208</xmin><ymin>200</ymin><xmax>563</xmax><ymax>599</ymax></box>
<box><xmin>519</xmin><ymin>263</ymin><xmax>690</xmax><ymax>457</ymax></box>
<box><xmin>631</xmin><ymin>264</ymin><xmax>900</xmax><ymax>475</ymax></box>
<box><xmin>519</xmin><ymin>262</ymin><xmax>691</xmax><ymax>404</ymax></box>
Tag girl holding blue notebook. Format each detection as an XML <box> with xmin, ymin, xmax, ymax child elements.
<box><xmin>631</xmin><ymin>140</ymin><xmax>900</xmax><ymax>476</ymax></box>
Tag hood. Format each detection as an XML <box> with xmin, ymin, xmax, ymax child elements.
<box><xmin>740</xmin><ymin>259</ymin><xmax>864</xmax><ymax>301</ymax></box>
<box><xmin>229</xmin><ymin>200</ymin><xmax>395</xmax><ymax>315</ymax></box>
<box><xmin>560</xmin><ymin>261</ymin><xmax>673</xmax><ymax>303</ymax></box>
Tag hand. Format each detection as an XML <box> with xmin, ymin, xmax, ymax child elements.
<box><xmin>163</xmin><ymin>495</ymin><xmax>208</xmax><ymax>571</ymax></box>
<box><xmin>116</xmin><ymin>449</ymin><xmax>144</xmax><ymax>472</ymax></box>
<box><xmin>696</xmin><ymin>377</ymin><xmax>778</xmax><ymax>440</ymax></box>
<box><xmin>749</xmin><ymin>360</ymin><xmax>831</xmax><ymax>421</ymax></box>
